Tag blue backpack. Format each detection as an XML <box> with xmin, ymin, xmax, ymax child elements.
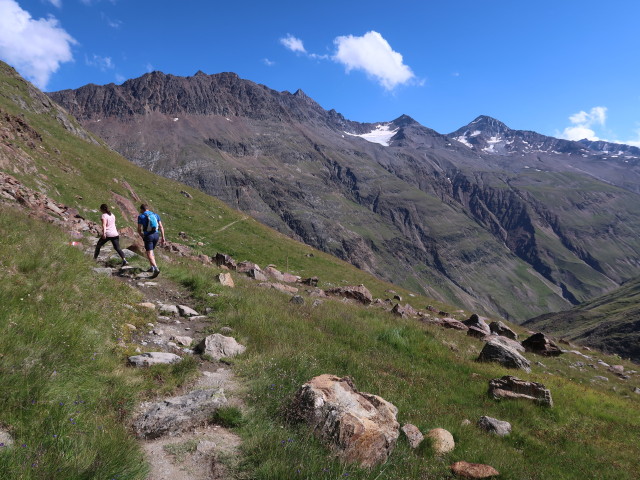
<box><xmin>144</xmin><ymin>211</ymin><xmax>159</xmax><ymax>233</ymax></box>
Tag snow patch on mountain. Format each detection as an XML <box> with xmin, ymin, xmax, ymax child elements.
<box><xmin>345</xmin><ymin>124</ymin><xmax>398</xmax><ymax>147</ymax></box>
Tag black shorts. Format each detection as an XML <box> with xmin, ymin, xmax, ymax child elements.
<box><xmin>144</xmin><ymin>232</ymin><xmax>159</xmax><ymax>251</ymax></box>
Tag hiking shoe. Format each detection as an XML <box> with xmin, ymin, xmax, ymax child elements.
<box><xmin>121</xmin><ymin>259</ymin><xmax>129</xmax><ymax>267</ymax></box>
<box><xmin>150</xmin><ymin>267</ymin><xmax>160</xmax><ymax>278</ymax></box>
<box><xmin>146</xmin><ymin>267</ymin><xmax>154</xmax><ymax>273</ymax></box>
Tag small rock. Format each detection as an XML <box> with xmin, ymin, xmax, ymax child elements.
<box><xmin>521</xmin><ymin>332</ymin><xmax>563</xmax><ymax>356</ymax></box>
<box><xmin>178</xmin><ymin>305</ymin><xmax>200</xmax><ymax>317</ymax></box>
<box><xmin>324</xmin><ymin>285</ymin><xmax>373</xmax><ymax>305</ymax></box>
<box><xmin>0</xmin><ymin>428</ymin><xmax>14</xmax><ymax>448</ymax></box>
<box><xmin>290</xmin><ymin>295</ymin><xmax>305</xmax><ymax>305</ymax></box>
<box><xmin>401</xmin><ymin>423</ymin><xmax>424</xmax><ymax>449</ymax></box>
<box><xmin>450</xmin><ymin>461</ymin><xmax>499</xmax><ymax>478</ymax></box>
<box><xmin>461</xmin><ymin>419</ymin><xmax>472</xmax><ymax>426</ymax></box>
<box><xmin>489</xmin><ymin>320</ymin><xmax>518</xmax><ymax>340</ymax></box>
<box><xmin>592</xmin><ymin>376</ymin><xmax>609</xmax><ymax>382</ymax></box>
<box><xmin>219</xmin><ymin>326</ymin><xmax>234</xmax><ymax>335</ymax></box>
<box><xmin>427</xmin><ymin>428</ymin><xmax>454</xmax><ymax>454</ymax></box>
<box><xmin>172</xmin><ymin>336</ymin><xmax>193</xmax><ymax>347</ymax></box>
<box><xmin>92</xmin><ymin>267</ymin><xmax>113</xmax><ymax>276</ymax></box>
<box><xmin>128</xmin><ymin>352</ymin><xmax>182</xmax><ymax>367</ymax></box>
<box><xmin>217</xmin><ymin>273</ymin><xmax>235</xmax><ymax>288</ymax></box>
<box><xmin>196</xmin><ymin>440</ymin><xmax>216</xmax><ymax>454</ymax></box>
<box><xmin>125</xmin><ymin>323</ymin><xmax>137</xmax><ymax>331</ymax></box>
<box><xmin>138</xmin><ymin>302</ymin><xmax>155</xmax><ymax>310</ymax></box>
<box><xmin>196</xmin><ymin>334</ymin><xmax>246</xmax><ymax>360</ymax></box>
<box><xmin>488</xmin><ymin>375</ymin><xmax>553</xmax><ymax>407</ymax></box>
<box><xmin>158</xmin><ymin>304</ymin><xmax>179</xmax><ymax>316</ymax></box>
<box><xmin>477</xmin><ymin>416</ymin><xmax>511</xmax><ymax>436</ymax></box>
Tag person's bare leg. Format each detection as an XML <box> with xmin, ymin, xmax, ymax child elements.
<box><xmin>146</xmin><ymin>250</ymin><xmax>157</xmax><ymax>268</ymax></box>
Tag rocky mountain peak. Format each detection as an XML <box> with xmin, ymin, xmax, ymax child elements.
<box><xmin>391</xmin><ymin>114</ymin><xmax>418</xmax><ymax>128</ymax></box>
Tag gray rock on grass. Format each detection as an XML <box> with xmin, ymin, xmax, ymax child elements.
<box><xmin>477</xmin><ymin>416</ymin><xmax>511</xmax><ymax>436</ymax></box>
<box><xmin>133</xmin><ymin>388</ymin><xmax>227</xmax><ymax>439</ymax></box>
<box><xmin>0</xmin><ymin>428</ymin><xmax>14</xmax><ymax>448</ymax></box>
<box><xmin>196</xmin><ymin>334</ymin><xmax>246</xmax><ymax>360</ymax></box>
<box><xmin>477</xmin><ymin>340</ymin><xmax>531</xmax><ymax>373</ymax></box>
<box><xmin>128</xmin><ymin>352</ymin><xmax>182</xmax><ymax>367</ymax></box>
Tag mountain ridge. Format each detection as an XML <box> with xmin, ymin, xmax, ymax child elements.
<box><xmin>46</xmin><ymin>68</ymin><xmax>640</xmax><ymax>323</ymax></box>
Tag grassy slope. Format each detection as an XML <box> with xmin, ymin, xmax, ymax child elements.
<box><xmin>1</xmin><ymin>62</ymin><xmax>640</xmax><ymax>479</ymax></box>
<box><xmin>524</xmin><ymin>277</ymin><xmax>640</xmax><ymax>362</ymax></box>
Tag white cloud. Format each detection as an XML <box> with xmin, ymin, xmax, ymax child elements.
<box><xmin>145</xmin><ymin>62</ymin><xmax>154</xmax><ymax>72</ymax></box>
<box><xmin>332</xmin><ymin>31</ymin><xmax>416</xmax><ymax>90</ymax></box>
<box><xmin>262</xmin><ymin>58</ymin><xmax>275</xmax><ymax>66</ymax></box>
<box><xmin>46</xmin><ymin>0</ymin><xmax>62</xmax><ymax>7</ymax></box>
<box><xmin>115</xmin><ymin>73</ymin><xmax>125</xmax><ymax>84</ymax></box>
<box><xmin>0</xmin><ymin>0</ymin><xmax>76</xmax><ymax>89</ymax></box>
<box><xmin>85</xmin><ymin>54</ymin><xmax>114</xmax><ymax>71</ymax></box>
<box><xmin>101</xmin><ymin>13</ymin><xmax>122</xmax><ymax>29</ymax></box>
<box><xmin>561</xmin><ymin>106</ymin><xmax>607</xmax><ymax>141</ymax></box>
<box><xmin>280</xmin><ymin>34</ymin><xmax>306</xmax><ymax>54</ymax></box>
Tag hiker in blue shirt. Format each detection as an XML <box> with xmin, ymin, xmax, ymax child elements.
<box><xmin>137</xmin><ymin>203</ymin><xmax>165</xmax><ymax>276</ymax></box>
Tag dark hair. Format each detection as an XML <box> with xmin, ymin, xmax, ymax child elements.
<box><xmin>140</xmin><ymin>203</ymin><xmax>148</xmax><ymax>212</ymax></box>
<box><xmin>100</xmin><ymin>204</ymin><xmax>111</xmax><ymax>215</ymax></box>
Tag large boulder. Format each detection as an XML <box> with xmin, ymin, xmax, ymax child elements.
<box><xmin>392</xmin><ymin>303</ymin><xmax>418</xmax><ymax>318</ymax></box>
<box><xmin>196</xmin><ymin>334</ymin><xmax>246</xmax><ymax>361</ymax></box>
<box><xmin>133</xmin><ymin>388</ymin><xmax>227</xmax><ymax>439</ymax></box>
<box><xmin>236</xmin><ymin>260</ymin><xmax>260</xmax><ymax>273</ymax></box>
<box><xmin>521</xmin><ymin>333</ymin><xmax>563</xmax><ymax>356</ymax></box>
<box><xmin>489</xmin><ymin>321</ymin><xmax>518</xmax><ymax>340</ymax></box>
<box><xmin>325</xmin><ymin>285</ymin><xmax>373</xmax><ymax>305</ymax></box>
<box><xmin>477</xmin><ymin>340</ymin><xmax>531</xmax><ymax>373</ymax></box>
<box><xmin>290</xmin><ymin>374</ymin><xmax>399</xmax><ymax>467</ymax></box>
<box><xmin>440</xmin><ymin>317</ymin><xmax>469</xmax><ymax>331</ymax></box>
<box><xmin>488</xmin><ymin>375</ymin><xmax>553</xmax><ymax>407</ymax></box>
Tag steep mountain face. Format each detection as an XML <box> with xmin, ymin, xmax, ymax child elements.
<box><xmin>524</xmin><ymin>277</ymin><xmax>640</xmax><ymax>362</ymax></box>
<box><xmin>47</xmin><ymin>70</ymin><xmax>640</xmax><ymax>321</ymax></box>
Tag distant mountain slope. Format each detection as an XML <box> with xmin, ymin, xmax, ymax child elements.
<box><xmin>524</xmin><ymin>277</ymin><xmax>640</xmax><ymax>362</ymax></box>
<box><xmin>47</xmin><ymin>69</ymin><xmax>640</xmax><ymax>321</ymax></box>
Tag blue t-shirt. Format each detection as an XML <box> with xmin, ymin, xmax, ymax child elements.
<box><xmin>138</xmin><ymin>211</ymin><xmax>161</xmax><ymax>236</ymax></box>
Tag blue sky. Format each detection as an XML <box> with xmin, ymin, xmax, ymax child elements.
<box><xmin>1</xmin><ymin>0</ymin><xmax>639</xmax><ymax>145</ymax></box>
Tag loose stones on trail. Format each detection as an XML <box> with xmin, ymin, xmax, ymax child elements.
<box><xmin>488</xmin><ymin>376</ymin><xmax>553</xmax><ymax>407</ymax></box>
<box><xmin>477</xmin><ymin>416</ymin><xmax>511</xmax><ymax>436</ymax></box>
<box><xmin>450</xmin><ymin>461</ymin><xmax>500</xmax><ymax>478</ymax></box>
<box><xmin>133</xmin><ymin>388</ymin><xmax>227</xmax><ymax>439</ymax></box>
<box><xmin>196</xmin><ymin>334</ymin><xmax>246</xmax><ymax>361</ymax></box>
<box><xmin>477</xmin><ymin>340</ymin><xmax>531</xmax><ymax>373</ymax></box>
<box><xmin>427</xmin><ymin>428</ymin><xmax>455</xmax><ymax>454</ymax></box>
<box><xmin>290</xmin><ymin>374</ymin><xmax>399</xmax><ymax>468</ymax></box>
<box><xmin>128</xmin><ymin>352</ymin><xmax>182</xmax><ymax>367</ymax></box>
<box><xmin>177</xmin><ymin>305</ymin><xmax>199</xmax><ymax>317</ymax></box>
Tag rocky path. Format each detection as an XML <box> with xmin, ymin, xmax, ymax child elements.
<box><xmin>94</xmin><ymin>248</ymin><xmax>245</xmax><ymax>480</ymax></box>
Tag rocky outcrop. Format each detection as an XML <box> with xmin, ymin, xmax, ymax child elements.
<box><xmin>289</xmin><ymin>374</ymin><xmax>399</xmax><ymax>467</ymax></box>
<box><xmin>477</xmin><ymin>340</ymin><xmax>531</xmax><ymax>372</ymax></box>
<box><xmin>463</xmin><ymin>314</ymin><xmax>491</xmax><ymax>338</ymax></box>
<box><xmin>522</xmin><ymin>333</ymin><xmax>563</xmax><ymax>356</ymax></box>
<box><xmin>488</xmin><ymin>376</ymin><xmax>553</xmax><ymax>407</ymax></box>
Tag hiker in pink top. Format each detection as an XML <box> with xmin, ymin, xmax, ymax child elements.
<box><xmin>94</xmin><ymin>204</ymin><xmax>128</xmax><ymax>266</ymax></box>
